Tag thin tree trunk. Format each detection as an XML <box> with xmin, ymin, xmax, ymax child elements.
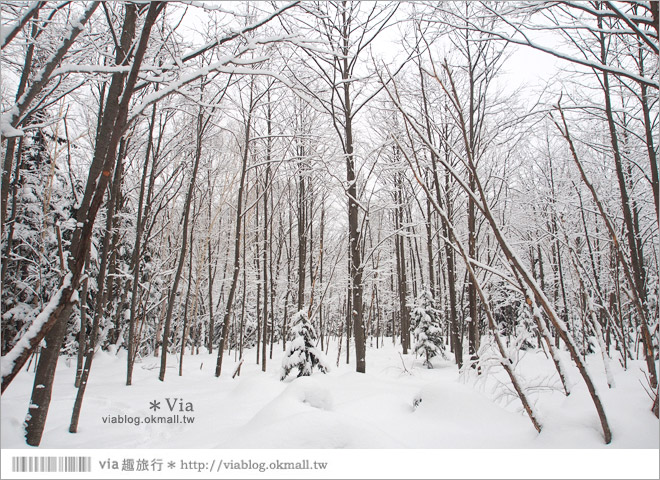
<box><xmin>74</xmin><ymin>255</ymin><xmax>90</xmax><ymax>388</ymax></box>
<box><xmin>341</xmin><ymin>8</ymin><xmax>366</xmax><ymax>372</ymax></box>
<box><xmin>215</xmin><ymin>87</ymin><xmax>253</xmax><ymax>377</ymax></box>
<box><xmin>319</xmin><ymin>201</ymin><xmax>325</xmax><ymax>350</ymax></box>
<box><xmin>255</xmin><ymin>179</ymin><xmax>262</xmax><ymax>365</ymax></box>
<box><xmin>69</xmin><ymin>140</ymin><xmax>125</xmax><ymax>434</ymax></box>
<box><xmin>297</xmin><ymin>146</ymin><xmax>307</xmax><ymax>312</ymax></box>
<box><xmin>159</xmin><ymin>106</ymin><xmax>204</xmax><ymax>382</ymax></box>
<box><xmin>425</xmin><ymin>191</ymin><xmax>436</xmax><ymax>296</ymax></box>
<box><xmin>346</xmin><ymin>262</ymin><xmax>352</xmax><ymax>365</ymax></box>
<box><xmin>236</xmin><ymin>211</ymin><xmax>248</xmax><ymax>377</ymax></box>
<box><xmin>262</xmin><ymin>167</ymin><xmax>269</xmax><ymax>372</ymax></box>
<box><xmin>467</xmin><ymin>172</ymin><xmax>479</xmax><ymax>363</ymax></box>
<box><xmin>283</xmin><ymin>191</ymin><xmax>293</xmax><ymax>350</ymax></box>
<box><xmin>179</xmin><ymin>216</ymin><xmax>195</xmax><ymax>377</ymax></box>
<box><xmin>207</xmin><ymin>172</ymin><xmax>216</xmax><ymax>353</ymax></box>
<box><xmin>127</xmin><ymin>102</ymin><xmax>158</xmax><ymax>384</ymax></box>
<box><xmin>394</xmin><ymin>170</ymin><xmax>410</xmax><ymax>354</ymax></box>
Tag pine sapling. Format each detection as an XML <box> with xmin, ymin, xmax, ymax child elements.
<box><xmin>412</xmin><ymin>290</ymin><xmax>444</xmax><ymax>368</ymax></box>
<box><xmin>280</xmin><ymin>310</ymin><xmax>329</xmax><ymax>380</ymax></box>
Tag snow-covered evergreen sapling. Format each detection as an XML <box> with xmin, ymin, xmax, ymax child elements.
<box><xmin>280</xmin><ymin>310</ymin><xmax>330</xmax><ymax>380</ymax></box>
<box><xmin>412</xmin><ymin>290</ymin><xmax>444</xmax><ymax>368</ymax></box>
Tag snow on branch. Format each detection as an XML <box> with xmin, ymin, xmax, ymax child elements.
<box><xmin>0</xmin><ymin>1</ymin><xmax>44</xmax><ymax>49</ymax></box>
<box><xmin>1</xmin><ymin>274</ymin><xmax>72</xmax><ymax>380</ymax></box>
<box><xmin>477</xmin><ymin>3</ymin><xmax>659</xmax><ymax>88</ymax></box>
<box><xmin>154</xmin><ymin>2</ymin><xmax>300</xmax><ymax>72</ymax></box>
<box><xmin>127</xmin><ymin>48</ymin><xmax>293</xmax><ymax>125</ymax></box>
<box><xmin>2</xmin><ymin>1</ymin><xmax>100</xmax><ymax>137</ymax></box>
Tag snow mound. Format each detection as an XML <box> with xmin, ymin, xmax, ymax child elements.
<box><xmin>251</xmin><ymin>376</ymin><xmax>334</xmax><ymax>426</ymax></box>
<box><xmin>223</xmin><ymin>375</ymin><xmax>403</xmax><ymax>448</ymax></box>
<box><xmin>410</xmin><ymin>382</ymin><xmax>537</xmax><ymax>447</ymax></box>
<box><xmin>292</xmin><ymin>376</ymin><xmax>334</xmax><ymax>411</ymax></box>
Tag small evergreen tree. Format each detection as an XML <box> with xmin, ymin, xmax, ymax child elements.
<box><xmin>412</xmin><ymin>290</ymin><xmax>444</xmax><ymax>368</ymax></box>
<box><xmin>280</xmin><ymin>310</ymin><xmax>329</xmax><ymax>380</ymax></box>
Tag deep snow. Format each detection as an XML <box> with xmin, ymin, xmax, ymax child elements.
<box><xmin>1</xmin><ymin>340</ymin><xmax>658</xmax><ymax>449</ymax></box>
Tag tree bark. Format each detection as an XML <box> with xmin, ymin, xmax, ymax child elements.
<box><xmin>297</xmin><ymin>141</ymin><xmax>307</xmax><ymax>312</ymax></box>
<box><xmin>342</xmin><ymin>13</ymin><xmax>366</xmax><ymax>372</ymax></box>
<box><xmin>394</xmin><ymin>168</ymin><xmax>410</xmax><ymax>354</ymax></box>
<box><xmin>179</xmin><ymin>217</ymin><xmax>196</xmax><ymax>377</ymax></box>
<box><xmin>159</xmin><ymin>105</ymin><xmax>204</xmax><ymax>382</ymax></box>
<box><xmin>215</xmin><ymin>87</ymin><xmax>253</xmax><ymax>377</ymax></box>
<box><xmin>25</xmin><ymin>304</ymin><xmax>72</xmax><ymax>445</ymax></box>
<box><xmin>74</xmin><ymin>253</ymin><xmax>90</xmax><ymax>388</ymax></box>
<box><xmin>127</xmin><ymin>102</ymin><xmax>158</xmax><ymax>384</ymax></box>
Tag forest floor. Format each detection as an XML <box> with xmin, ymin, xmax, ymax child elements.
<box><xmin>1</xmin><ymin>340</ymin><xmax>658</xmax><ymax>449</ymax></box>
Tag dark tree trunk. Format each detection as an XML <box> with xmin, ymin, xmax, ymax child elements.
<box><xmin>1</xmin><ymin>2</ymin><xmax>162</xmax><ymax>393</ymax></box>
<box><xmin>467</xmin><ymin>174</ymin><xmax>479</xmax><ymax>363</ymax></box>
<box><xmin>255</xmin><ymin>180</ymin><xmax>262</xmax><ymax>365</ymax></box>
<box><xmin>25</xmin><ymin>304</ymin><xmax>73</xmax><ymax>445</ymax></box>
<box><xmin>297</xmin><ymin>143</ymin><xmax>307</xmax><ymax>312</ymax></box>
<box><xmin>342</xmin><ymin>25</ymin><xmax>366</xmax><ymax>372</ymax></box>
<box><xmin>179</xmin><ymin>217</ymin><xmax>196</xmax><ymax>377</ymax></box>
<box><xmin>74</xmin><ymin>253</ymin><xmax>90</xmax><ymax>388</ymax></box>
<box><xmin>127</xmin><ymin>102</ymin><xmax>159</xmax><ymax>384</ymax></box>
<box><xmin>69</xmin><ymin>134</ymin><xmax>128</xmax><ymax>435</ymax></box>
<box><xmin>262</xmin><ymin>166</ymin><xmax>269</xmax><ymax>372</ymax></box>
<box><xmin>1</xmin><ymin>7</ymin><xmax>39</xmax><ymax>263</ymax></box>
<box><xmin>319</xmin><ymin>201</ymin><xmax>325</xmax><ymax>350</ymax></box>
<box><xmin>160</xmin><ymin>105</ymin><xmax>204</xmax><ymax>382</ymax></box>
<box><xmin>215</xmin><ymin>87</ymin><xmax>253</xmax><ymax>377</ymax></box>
<box><xmin>394</xmin><ymin>169</ymin><xmax>410</xmax><ymax>354</ymax></box>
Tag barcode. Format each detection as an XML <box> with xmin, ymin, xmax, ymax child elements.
<box><xmin>11</xmin><ymin>456</ymin><xmax>91</xmax><ymax>473</ymax></box>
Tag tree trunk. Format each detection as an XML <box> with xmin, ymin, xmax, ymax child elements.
<box><xmin>159</xmin><ymin>105</ymin><xmax>204</xmax><ymax>382</ymax></box>
<box><xmin>215</xmin><ymin>87</ymin><xmax>253</xmax><ymax>377</ymax></box>
<box><xmin>297</xmin><ymin>144</ymin><xmax>307</xmax><ymax>312</ymax></box>
<box><xmin>262</xmin><ymin>166</ymin><xmax>269</xmax><ymax>372</ymax></box>
<box><xmin>179</xmin><ymin>217</ymin><xmax>196</xmax><ymax>377</ymax></box>
<box><xmin>467</xmin><ymin>173</ymin><xmax>479</xmax><ymax>363</ymax></box>
<box><xmin>1</xmin><ymin>2</ymin><xmax>162</xmax><ymax>393</ymax></box>
<box><xmin>255</xmin><ymin>179</ymin><xmax>262</xmax><ymax>365</ymax></box>
<box><xmin>74</xmin><ymin>253</ymin><xmax>90</xmax><ymax>388</ymax></box>
<box><xmin>68</xmin><ymin>132</ymin><xmax>127</xmax><ymax>435</ymax></box>
<box><xmin>394</xmin><ymin>169</ymin><xmax>410</xmax><ymax>354</ymax></box>
<box><xmin>127</xmin><ymin>102</ymin><xmax>158</xmax><ymax>384</ymax></box>
<box><xmin>25</xmin><ymin>304</ymin><xmax>72</xmax><ymax>445</ymax></box>
<box><xmin>1</xmin><ymin>7</ymin><xmax>39</xmax><ymax>256</ymax></box>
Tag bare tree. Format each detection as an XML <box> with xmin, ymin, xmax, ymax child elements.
<box><xmin>281</xmin><ymin>1</ymin><xmax>401</xmax><ymax>372</ymax></box>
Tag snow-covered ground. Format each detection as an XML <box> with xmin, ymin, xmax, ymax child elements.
<box><xmin>1</xmin><ymin>340</ymin><xmax>658</xmax><ymax>449</ymax></box>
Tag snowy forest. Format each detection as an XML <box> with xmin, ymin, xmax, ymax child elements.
<box><xmin>1</xmin><ymin>1</ymin><xmax>658</xmax><ymax>453</ymax></box>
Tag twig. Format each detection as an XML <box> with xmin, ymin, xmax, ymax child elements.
<box><xmin>399</xmin><ymin>353</ymin><xmax>411</xmax><ymax>375</ymax></box>
<box><xmin>232</xmin><ymin>358</ymin><xmax>245</xmax><ymax>379</ymax></box>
